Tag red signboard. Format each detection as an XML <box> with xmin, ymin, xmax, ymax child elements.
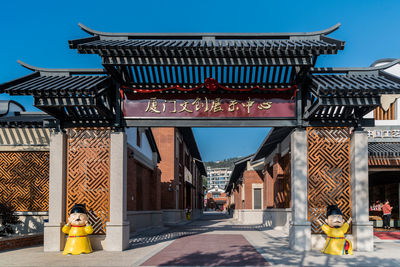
<box><xmin>123</xmin><ymin>94</ymin><xmax>295</xmax><ymax>118</ymax></box>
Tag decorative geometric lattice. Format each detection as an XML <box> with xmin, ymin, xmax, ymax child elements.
<box><xmin>0</xmin><ymin>152</ymin><xmax>49</xmax><ymax>211</ymax></box>
<box><xmin>307</xmin><ymin>127</ymin><xmax>351</xmax><ymax>234</ymax></box>
<box><xmin>66</xmin><ymin>128</ymin><xmax>111</xmax><ymax>235</ymax></box>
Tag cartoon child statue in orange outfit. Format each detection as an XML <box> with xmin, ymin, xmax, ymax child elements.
<box><xmin>317</xmin><ymin>204</ymin><xmax>353</xmax><ymax>255</ymax></box>
<box><xmin>62</xmin><ymin>204</ymin><xmax>94</xmax><ymax>255</ymax></box>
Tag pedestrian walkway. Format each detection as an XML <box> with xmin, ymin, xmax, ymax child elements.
<box><xmin>374</xmin><ymin>230</ymin><xmax>400</xmax><ymax>240</ymax></box>
<box><xmin>0</xmin><ymin>212</ymin><xmax>400</xmax><ymax>266</ymax></box>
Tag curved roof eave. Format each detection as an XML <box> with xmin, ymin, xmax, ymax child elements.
<box><xmin>17</xmin><ymin>60</ymin><xmax>106</xmax><ymax>75</ymax></box>
<box><xmin>77</xmin><ymin>22</ymin><xmax>341</xmax><ymax>39</ymax></box>
<box><xmin>311</xmin><ymin>58</ymin><xmax>400</xmax><ymax>74</ymax></box>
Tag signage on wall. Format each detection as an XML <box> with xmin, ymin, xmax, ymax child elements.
<box><xmin>367</xmin><ymin>129</ymin><xmax>400</xmax><ymax>138</ymax></box>
<box><xmin>123</xmin><ymin>94</ymin><xmax>295</xmax><ymax>118</ymax></box>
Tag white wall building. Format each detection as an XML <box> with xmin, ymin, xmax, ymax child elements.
<box><xmin>206</xmin><ymin>167</ymin><xmax>232</xmax><ymax>190</ymax></box>
<box><xmin>364</xmin><ymin>59</ymin><xmax>400</xmax><ymax>227</ymax></box>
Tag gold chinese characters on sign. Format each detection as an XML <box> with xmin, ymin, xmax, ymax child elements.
<box><xmin>124</xmin><ymin>94</ymin><xmax>295</xmax><ymax>118</ymax></box>
<box><xmin>144</xmin><ymin>97</ymin><xmax>272</xmax><ymax>114</ymax></box>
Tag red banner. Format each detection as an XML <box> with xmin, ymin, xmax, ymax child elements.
<box><xmin>123</xmin><ymin>93</ymin><xmax>295</xmax><ymax>118</ymax></box>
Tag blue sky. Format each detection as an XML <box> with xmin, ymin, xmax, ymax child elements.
<box><xmin>1</xmin><ymin>0</ymin><xmax>400</xmax><ymax>161</ymax></box>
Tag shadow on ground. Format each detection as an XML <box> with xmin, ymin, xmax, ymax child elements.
<box><xmin>129</xmin><ymin>212</ymin><xmax>267</xmax><ymax>250</ymax></box>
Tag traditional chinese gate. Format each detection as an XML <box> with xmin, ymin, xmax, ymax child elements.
<box><xmin>1</xmin><ymin>23</ymin><xmax>400</xmax><ymax>252</ymax></box>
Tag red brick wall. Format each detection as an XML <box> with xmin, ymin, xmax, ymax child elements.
<box><xmin>152</xmin><ymin>128</ymin><xmax>177</xmax><ymax>209</ymax></box>
<box><xmin>263</xmin><ymin>165</ymin><xmax>274</xmax><ymax>208</ymax></box>
<box><xmin>236</xmin><ymin>183</ymin><xmax>244</xmax><ymax>209</ymax></box>
<box><xmin>126</xmin><ymin>147</ymin><xmax>161</xmax><ymax>211</ymax></box>
<box><xmin>152</xmin><ymin>128</ymin><xmax>203</xmax><ymax>211</ymax></box>
<box><xmin>278</xmin><ymin>154</ymin><xmax>291</xmax><ymax>208</ymax></box>
<box><xmin>152</xmin><ymin>128</ymin><xmax>176</xmax><ymax>183</ymax></box>
<box><xmin>233</xmin><ymin>187</ymin><xmax>241</xmax><ymax>210</ymax></box>
<box><xmin>206</xmin><ymin>191</ymin><xmax>228</xmax><ymax>209</ymax></box>
<box><xmin>0</xmin><ymin>234</ymin><xmax>43</xmax><ymax>251</ymax></box>
<box><xmin>127</xmin><ymin>147</ymin><xmax>137</xmax><ymax>210</ymax></box>
<box><xmin>243</xmin><ymin>170</ymin><xmax>263</xmax><ymax>209</ymax></box>
<box><xmin>262</xmin><ymin>154</ymin><xmax>291</xmax><ymax>209</ymax></box>
<box><xmin>206</xmin><ymin>192</ymin><xmax>227</xmax><ymax>199</ymax></box>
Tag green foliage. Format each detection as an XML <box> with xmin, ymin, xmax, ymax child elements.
<box><xmin>202</xmin><ymin>176</ymin><xmax>208</xmax><ymax>187</ymax></box>
<box><xmin>0</xmin><ymin>203</ymin><xmax>22</xmax><ymax>236</ymax></box>
<box><xmin>204</xmin><ymin>156</ymin><xmax>242</xmax><ymax>170</ymax></box>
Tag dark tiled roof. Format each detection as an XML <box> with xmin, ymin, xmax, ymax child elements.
<box><xmin>0</xmin><ymin>100</ymin><xmax>25</xmax><ymax>116</ymax></box>
<box><xmin>178</xmin><ymin>127</ymin><xmax>206</xmax><ymax>176</ymax></box>
<box><xmin>0</xmin><ymin>61</ymin><xmax>111</xmax><ymax>97</ymax></box>
<box><xmin>368</xmin><ymin>142</ymin><xmax>400</xmax><ymax>157</ymax></box>
<box><xmin>72</xmin><ymin>38</ymin><xmax>343</xmax><ymax>58</ymax></box>
<box><xmin>310</xmin><ymin>74</ymin><xmax>400</xmax><ymax>97</ymax></box>
<box><xmin>69</xmin><ymin>23</ymin><xmax>345</xmax><ymax>58</ymax></box>
<box><xmin>226</xmin><ymin>154</ymin><xmax>254</xmax><ymax>193</ymax></box>
<box><xmin>0</xmin><ymin>74</ymin><xmax>111</xmax><ymax>96</ymax></box>
<box><xmin>0</xmin><ymin>111</ymin><xmax>53</xmax><ymax>127</ymax></box>
<box><xmin>252</xmin><ymin>127</ymin><xmax>294</xmax><ymax>162</ymax></box>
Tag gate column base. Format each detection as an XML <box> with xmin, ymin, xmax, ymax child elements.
<box><xmin>44</xmin><ymin>223</ymin><xmax>65</xmax><ymax>251</ymax></box>
<box><xmin>105</xmin><ymin>222</ymin><xmax>130</xmax><ymax>251</ymax></box>
<box><xmin>289</xmin><ymin>222</ymin><xmax>311</xmax><ymax>251</ymax></box>
<box><xmin>352</xmin><ymin>222</ymin><xmax>374</xmax><ymax>251</ymax></box>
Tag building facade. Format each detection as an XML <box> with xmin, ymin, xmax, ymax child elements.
<box><xmin>152</xmin><ymin>127</ymin><xmax>206</xmax><ymax>224</ymax></box>
<box><xmin>364</xmin><ymin>59</ymin><xmax>400</xmax><ymax>227</ymax></box>
<box><xmin>227</xmin><ymin>126</ymin><xmax>370</xmax><ymax>251</ymax></box>
<box><xmin>125</xmin><ymin>127</ymin><xmax>162</xmax><ymax>232</ymax></box>
<box><xmin>0</xmin><ymin>101</ymin><xmax>51</xmax><ymax>235</ymax></box>
<box><xmin>1</xmin><ymin>24</ymin><xmax>400</xmax><ymax>253</ymax></box>
<box><xmin>206</xmin><ymin>186</ymin><xmax>228</xmax><ymax>211</ymax></box>
<box><xmin>206</xmin><ymin>167</ymin><xmax>232</xmax><ymax>190</ymax></box>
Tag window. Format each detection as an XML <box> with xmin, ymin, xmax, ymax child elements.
<box><xmin>253</xmin><ymin>188</ymin><xmax>262</xmax><ymax>209</ymax></box>
<box><xmin>212</xmin><ymin>192</ymin><xmax>220</xmax><ymax>198</ymax></box>
<box><xmin>136</xmin><ymin>128</ymin><xmax>141</xmax><ymax>147</ymax></box>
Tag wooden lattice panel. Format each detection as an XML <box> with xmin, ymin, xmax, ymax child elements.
<box><xmin>374</xmin><ymin>103</ymin><xmax>396</xmax><ymax>120</ymax></box>
<box><xmin>307</xmin><ymin>127</ymin><xmax>351</xmax><ymax>234</ymax></box>
<box><xmin>66</xmin><ymin>128</ymin><xmax>111</xmax><ymax>235</ymax></box>
<box><xmin>0</xmin><ymin>151</ymin><xmax>49</xmax><ymax>211</ymax></box>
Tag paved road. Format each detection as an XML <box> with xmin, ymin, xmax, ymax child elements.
<box><xmin>1</xmin><ymin>212</ymin><xmax>400</xmax><ymax>266</ymax></box>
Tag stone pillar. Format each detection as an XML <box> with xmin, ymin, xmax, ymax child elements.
<box><xmin>44</xmin><ymin>131</ymin><xmax>67</xmax><ymax>251</ymax></box>
<box><xmin>351</xmin><ymin>130</ymin><xmax>374</xmax><ymax>251</ymax></box>
<box><xmin>289</xmin><ymin>129</ymin><xmax>311</xmax><ymax>251</ymax></box>
<box><xmin>105</xmin><ymin>131</ymin><xmax>130</xmax><ymax>251</ymax></box>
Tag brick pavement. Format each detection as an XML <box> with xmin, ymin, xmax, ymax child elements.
<box><xmin>141</xmin><ymin>234</ymin><xmax>269</xmax><ymax>266</ymax></box>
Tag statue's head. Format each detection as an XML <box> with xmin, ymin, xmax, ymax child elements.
<box><xmin>68</xmin><ymin>204</ymin><xmax>88</xmax><ymax>226</ymax></box>
<box><xmin>325</xmin><ymin>205</ymin><xmax>344</xmax><ymax>228</ymax></box>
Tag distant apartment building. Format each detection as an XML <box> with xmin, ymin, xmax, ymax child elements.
<box><xmin>207</xmin><ymin>167</ymin><xmax>232</xmax><ymax>190</ymax></box>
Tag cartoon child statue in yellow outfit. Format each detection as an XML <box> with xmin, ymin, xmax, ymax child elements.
<box><xmin>62</xmin><ymin>204</ymin><xmax>94</xmax><ymax>255</ymax></box>
<box><xmin>317</xmin><ymin>205</ymin><xmax>353</xmax><ymax>255</ymax></box>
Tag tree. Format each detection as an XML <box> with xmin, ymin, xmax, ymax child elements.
<box><xmin>0</xmin><ymin>203</ymin><xmax>21</xmax><ymax>236</ymax></box>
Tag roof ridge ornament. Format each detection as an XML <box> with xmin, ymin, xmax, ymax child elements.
<box><xmin>381</xmin><ymin>94</ymin><xmax>400</xmax><ymax>112</ymax></box>
<box><xmin>77</xmin><ymin>22</ymin><xmax>341</xmax><ymax>39</ymax></box>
